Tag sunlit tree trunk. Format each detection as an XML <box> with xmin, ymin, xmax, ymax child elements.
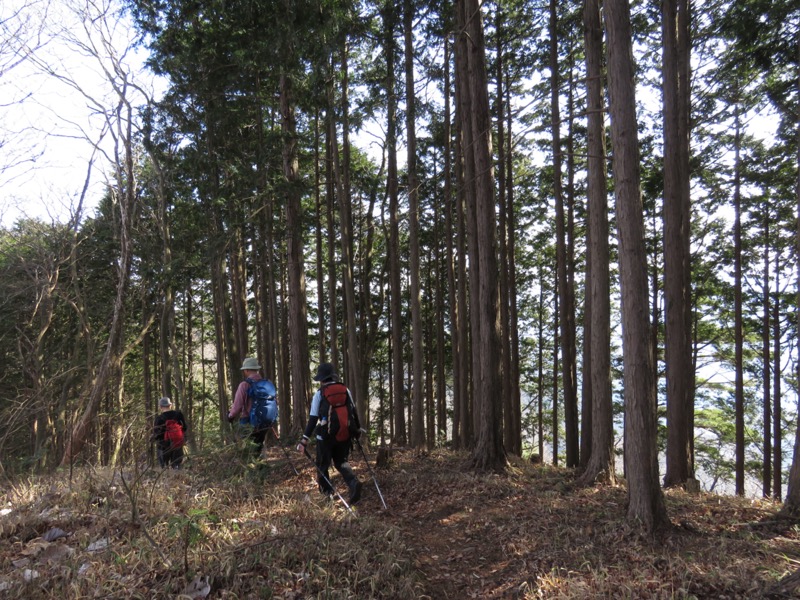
<box><xmin>773</xmin><ymin>260</ymin><xmax>782</xmax><ymax>499</ymax></box>
<box><xmin>282</xmin><ymin>71</ymin><xmax>311</xmax><ymax>433</ymax></box>
<box><xmin>762</xmin><ymin>224</ymin><xmax>772</xmax><ymax>498</ymax></box>
<box><xmin>604</xmin><ymin>0</ymin><xmax>669</xmax><ymax>531</ymax></box>
<box><xmin>404</xmin><ymin>0</ymin><xmax>425</xmax><ymax>448</ymax></box>
<box><xmin>61</xmin><ymin>36</ymin><xmax>140</xmax><ymax>465</ymax></box>
<box><xmin>444</xmin><ymin>36</ymin><xmax>462</xmax><ymax>449</ymax></box>
<box><xmin>578</xmin><ymin>0</ymin><xmax>614</xmax><ymax>486</ymax></box>
<box><xmin>781</xmin><ymin>33</ymin><xmax>800</xmax><ymax>515</ymax></box>
<box><xmin>733</xmin><ymin>98</ymin><xmax>745</xmax><ymax>496</ymax></box>
<box><xmin>663</xmin><ymin>0</ymin><xmax>694</xmax><ymax>488</ymax></box>
<box><xmin>505</xmin><ymin>73</ymin><xmax>522</xmax><ymax>458</ymax></box>
<box><xmin>381</xmin><ymin>2</ymin><xmax>406</xmax><ymax>446</ymax></box>
<box><xmin>549</xmin><ymin>0</ymin><xmax>578</xmax><ymax>468</ymax></box>
<box><xmin>333</xmin><ymin>40</ymin><xmax>367</xmax><ymax>423</ymax></box>
<box><xmin>456</xmin><ymin>0</ymin><xmax>504</xmax><ymax>470</ymax></box>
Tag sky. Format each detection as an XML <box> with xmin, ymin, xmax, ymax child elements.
<box><xmin>1</xmin><ymin>0</ymin><xmax>160</xmax><ymax>228</ymax></box>
<box><xmin>0</xmin><ymin>0</ymin><xmax>780</xmax><ymax>230</ymax></box>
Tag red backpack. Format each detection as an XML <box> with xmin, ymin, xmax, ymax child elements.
<box><xmin>164</xmin><ymin>419</ymin><xmax>184</xmax><ymax>448</ymax></box>
<box><xmin>321</xmin><ymin>383</ymin><xmax>358</xmax><ymax>443</ymax></box>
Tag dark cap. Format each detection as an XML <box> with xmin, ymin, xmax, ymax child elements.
<box><xmin>313</xmin><ymin>362</ymin><xmax>337</xmax><ymax>382</ymax></box>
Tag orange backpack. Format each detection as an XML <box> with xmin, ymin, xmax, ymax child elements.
<box><xmin>321</xmin><ymin>383</ymin><xmax>358</xmax><ymax>442</ymax></box>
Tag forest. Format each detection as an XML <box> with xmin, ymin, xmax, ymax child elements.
<box><xmin>0</xmin><ymin>0</ymin><xmax>799</xmax><ymax>542</ymax></box>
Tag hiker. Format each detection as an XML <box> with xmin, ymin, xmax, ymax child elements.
<box><xmin>152</xmin><ymin>397</ymin><xmax>187</xmax><ymax>469</ymax></box>
<box><xmin>297</xmin><ymin>362</ymin><xmax>363</xmax><ymax>504</ymax></box>
<box><xmin>228</xmin><ymin>357</ymin><xmax>277</xmax><ymax>456</ymax></box>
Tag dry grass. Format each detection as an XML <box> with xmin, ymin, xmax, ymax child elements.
<box><xmin>0</xmin><ymin>445</ymin><xmax>798</xmax><ymax>599</ymax></box>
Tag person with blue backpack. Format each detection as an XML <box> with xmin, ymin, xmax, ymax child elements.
<box><xmin>228</xmin><ymin>357</ymin><xmax>278</xmax><ymax>456</ymax></box>
<box><xmin>296</xmin><ymin>362</ymin><xmax>362</xmax><ymax>505</ymax></box>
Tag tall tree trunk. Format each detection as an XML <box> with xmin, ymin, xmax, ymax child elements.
<box><xmin>505</xmin><ymin>73</ymin><xmax>522</xmax><ymax>458</ymax></box>
<box><xmin>495</xmin><ymin>13</ymin><xmax>521</xmax><ymax>456</ymax></box>
<box><xmin>325</xmin><ymin>101</ymin><xmax>339</xmax><ymax>372</ymax></box>
<box><xmin>780</xmin><ymin>32</ymin><xmax>800</xmax><ymax>514</ymax></box>
<box><xmin>578</xmin><ymin>0</ymin><xmax>615</xmax><ymax>486</ymax></box>
<box><xmin>537</xmin><ymin>281</ymin><xmax>545</xmax><ymax>460</ymax></box>
<box><xmin>566</xmin><ymin>54</ymin><xmax>579</xmax><ymax>467</ymax></box>
<box><xmin>663</xmin><ymin>0</ymin><xmax>694</xmax><ymax>488</ymax></box>
<box><xmin>552</xmin><ymin>293</ymin><xmax>559</xmax><ymax>465</ymax></box>
<box><xmin>149</xmin><ymin>143</ymin><xmax>186</xmax><ymax>421</ymax></box>
<box><xmin>459</xmin><ymin>12</ymin><xmax>482</xmax><ymax>446</ymax></box>
<box><xmin>762</xmin><ymin>223</ymin><xmax>772</xmax><ymax>498</ymax></box>
<box><xmin>334</xmin><ymin>41</ymin><xmax>367</xmax><ymax>423</ymax></box>
<box><xmin>444</xmin><ymin>35</ymin><xmax>462</xmax><ymax>449</ymax></box>
<box><xmin>496</xmin><ymin>10</ymin><xmax>512</xmax><ymax>456</ymax></box>
<box><xmin>404</xmin><ymin>0</ymin><xmax>425</xmax><ymax>448</ymax></box>
<box><xmin>314</xmin><ymin>112</ymin><xmax>327</xmax><ymax>365</ymax></box>
<box><xmin>549</xmin><ymin>0</ymin><xmax>579</xmax><ymax>468</ymax></box>
<box><xmin>210</xmin><ymin>227</ymin><xmax>232</xmax><ymax>433</ymax></box>
<box><xmin>454</xmin><ymin>92</ymin><xmax>471</xmax><ymax>449</ymax></box>
<box><xmin>604</xmin><ymin>0</ymin><xmax>669</xmax><ymax>531</ymax></box>
<box><xmin>254</xmin><ymin>78</ymin><xmax>276</xmax><ymax>382</ymax></box>
<box><xmin>434</xmin><ymin>185</ymin><xmax>446</xmax><ymax>446</ymax></box>
<box><xmin>61</xmin><ymin>93</ymin><xmax>138</xmax><ymax>466</ymax></box>
<box><xmin>456</xmin><ymin>0</ymin><xmax>504</xmax><ymax>470</ymax></box>
<box><xmin>329</xmin><ymin>114</ymin><xmax>363</xmax><ymax>415</ymax></box>
<box><xmin>773</xmin><ymin>259</ymin><xmax>782</xmax><ymax>499</ymax></box>
<box><xmin>381</xmin><ymin>3</ymin><xmax>406</xmax><ymax>446</ymax></box>
<box><xmin>229</xmin><ymin>231</ymin><xmax>248</xmax><ymax>367</ymax></box>
<box><xmin>454</xmin><ymin>0</ymin><xmax>476</xmax><ymax>450</ymax></box>
<box><xmin>733</xmin><ymin>98</ymin><xmax>745</xmax><ymax>497</ymax></box>
<box><xmin>282</xmin><ymin>72</ymin><xmax>311</xmax><ymax>434</ymax></box>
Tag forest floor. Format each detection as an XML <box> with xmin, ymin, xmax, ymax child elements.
<box><xmin>1</xmin><ymin>444</ymin><xmax>799</xmax><ymax>599</ymax></box>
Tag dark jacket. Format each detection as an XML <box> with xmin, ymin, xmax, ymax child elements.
<box><xmin>152</xmin><ymin>409</ymin><xmax>187</xmax><ymax>448</ymax></box>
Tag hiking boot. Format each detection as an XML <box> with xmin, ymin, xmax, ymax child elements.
<box><xmin>348</xmin><ymin>479</ymin><xmax>362</xmax><ymax>504</ymax></box>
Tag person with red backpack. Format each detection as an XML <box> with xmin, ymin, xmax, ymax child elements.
<box><xmin>152</xmin><ymin>397</ymin><xmax>187</xmax><ymax>469</ymax></box>
<box><xmin>296</xmin><ymin>362</ymin><xmax>362</xmax><ymax>504</ymax></box>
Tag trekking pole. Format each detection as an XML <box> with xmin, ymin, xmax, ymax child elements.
<box><xmin>301</xmin><ymin>447</ymin><xmax>355</xmax><ymax>515</ymax></box>
<box><xmin>269</xmin><ymin>425</ymin><xmax>300</xmax><ymax>476</ymax></box>
<box><xmin>355</xmin><ymin>436</ymin><xmax>388</xmax><ymax>510</ymax></box>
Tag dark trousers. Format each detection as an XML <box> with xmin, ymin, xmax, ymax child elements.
<box><xmin>251</xmin><ymin>425</ymin><xmax>269</xmax><ymax>451</ymax></box>
<box><xmin>158</xmin><ymin>444</ymin><xmax>184</xmax><ymax>469</ymax></box>
<box><xmin>316</xmin><ymin>439</ymin><xmax>356</xmax><ymax>494</ymax></box>
<box><xmin>237</xmin><ymin>419</ymin><xmax>271</xmax><ymax>454</ymax></box>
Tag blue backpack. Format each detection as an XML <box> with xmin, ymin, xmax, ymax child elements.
<box><xmin>247</xmin><ymin>378</ymin><xmax>278</xmax><ymax>428</ymax></box>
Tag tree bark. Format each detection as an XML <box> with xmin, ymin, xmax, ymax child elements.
<box><xmin>282</xmin><ymin>72</ymin><xmax>311</xmax><ymax>435</ymax></box>
<box><xmin>663</xmin><ymin>0</ymin><xmax>694</xmax><ymax>488</ymax></box>
<box><xmin>456</xmin><ymin>0</ymin><xmax>504</xmax><ymax>470</ymax></box>
<box><xmin>773</xmin><ymin>259</ymin><xmax>782</xmax><ymax>499</ymax></box>
<box><xmin>549</xmin><ymin>0</ymin><xmax>579</xmax><ymax>468</ymax></box>
<box><xmin>604</xmin><ymin>0</ymin><xmax>669</xmax><ymax>531</ymax></box>
<box><xmin>733</xmin><ymin>99</ymin><xmax>745</xmax><ymax>496</ymax></box>
<box><xmin>381</xmin><ymin>4</ymin><xmax>406</xmax><ymax>446</ymax></box>
<box><xmin>505</xmin><ymin>73</ymin><xmax>522</xmax><ymax>458</ymax></box>
<box><xmin>780</xmin><ymin>31</ymin><xmax>800</xmax><ymax>515</ymax></box>
<box><xmin>404</xmin><ymin>0</ymin><xmax>425</xmax><ymax>448</ymax></box>
<box><xmin>578</xmin><ymin>0</ymin><xmax>615</xmax><ymax>486</ymax></box>
<box><xmin>762</xmin><ymin>225</ymin><xmax>771</xmax><ymax>498</ymax></box>
<box><xmin>61</xmin><ymin>65</ymin><xmax>138</xmax><ymax>465</ymax></box>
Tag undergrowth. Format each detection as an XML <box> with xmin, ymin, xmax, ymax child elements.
<box><xmin>1</xmin><ymin>444</ymin><xmax>799</xmax><ymax>599</ymax></box>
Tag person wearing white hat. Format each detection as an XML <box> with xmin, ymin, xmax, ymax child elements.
<box><xmin>228</xmin><ymin>357</ymin><xmax>274</xmax><ymax>455</ymax></box>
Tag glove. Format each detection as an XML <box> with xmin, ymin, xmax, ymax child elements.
<box><xmin>296</xmin><ymin>436</ymin><xmax>309</xmax><ymax>453</ymax></box>
<box><xmin>227</xmin><ymin>414</ymin><xmax>235</xmax><ymax>424</ymax></box>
